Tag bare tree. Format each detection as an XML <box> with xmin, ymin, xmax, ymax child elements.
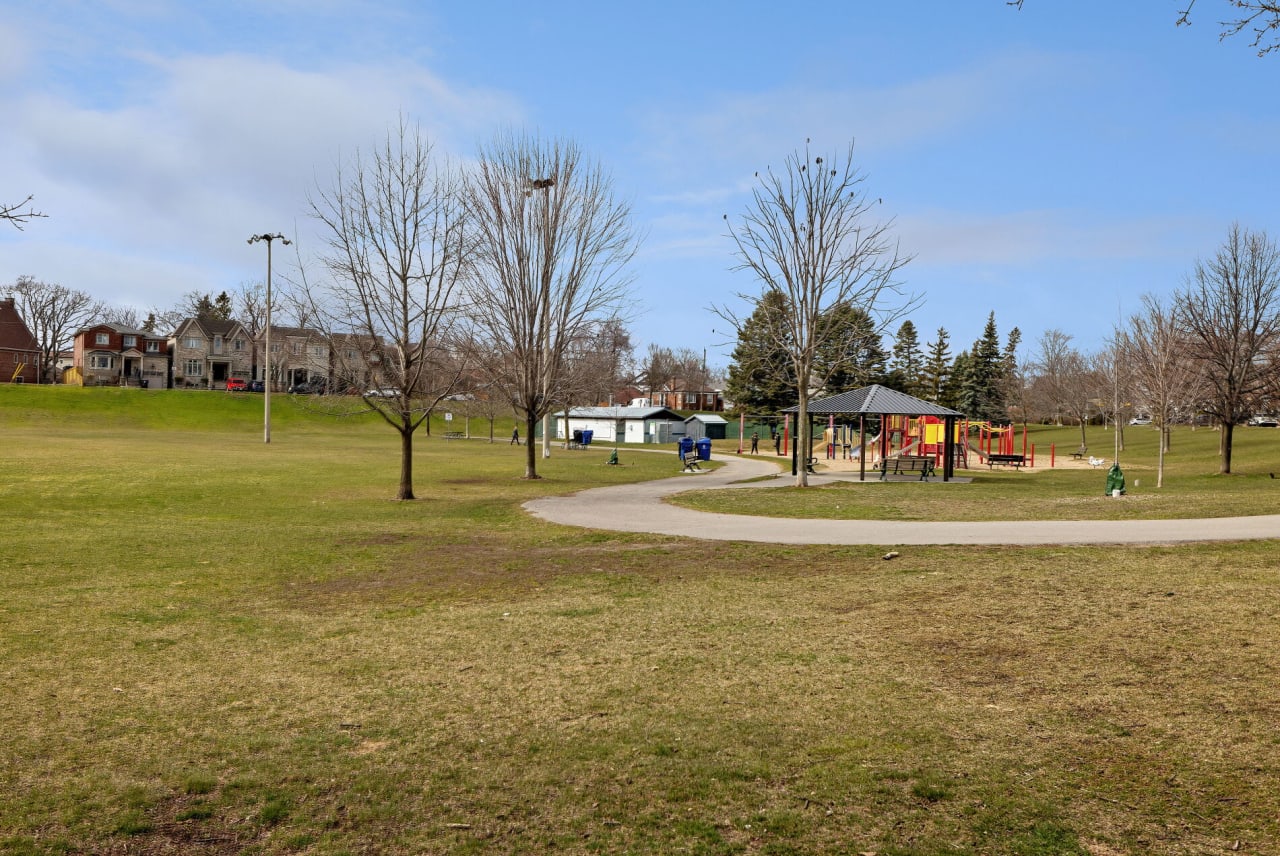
<box><xmin>1117</xmin><ymin>294</ymin><xmax>1208</xmax><ymax>486</ymax></box>
<box><xmin>11</xmin><ymin>276</ymin><xmax>104</xmax><ymax>383</ymax></box>
<box><xmin>641</xmin><ymin>344</ymin><xmax>709</xmax><ymax>406</ymax></box>
<box><xmin>1028</xmin><ymin>329</ymin><xmax>1100</xmax><ymax>450</ymax></box>
<box><xmin>1175</xmin><ymin>223</ymin><xmax>1280</xmax><ymax>474</ymax></box>
<box><xmin>2</xmin><ymin>195</ymin><xmax>46</xmax><ymax>229</ymax></box>
<box><xmin>100</xmin><ymin>305</ymin><xmax>145</xmax><ymax>329</ymax></box>
<box><xmin>464</xmin><ymin>132</ymin><xmax>638</xmax><ymax>479</ymax></box>
<box><xmin>1010</xmin><ymin>0</ymin><xmax>1280</xmax><ymax>55</ymax></box>
<box><xmin>1177</xmin><ymin>0</ymin><xmax>1280</xmax><ymax>55</ymax></box>
<box><xmin>719</xmin><ymin>141</ymin><xmax>915</xmax><ymax>486</ymax></box>
<box><xmin>309</xmin><ymin>119</ymin><xmax>471</xmax><ymax>500</ymax></box>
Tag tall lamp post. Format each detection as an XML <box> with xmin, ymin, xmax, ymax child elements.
<box><xmin>247</xmin><ymin>232</ymin><xmax>291</xmax><ymax>444</ymax></box>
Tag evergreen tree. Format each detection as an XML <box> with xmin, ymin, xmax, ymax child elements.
<box><xmin>887</xmin><ymin>319</ymin><xmax>925</xmax><ymax>396</ymax></box>
<box><xmin>959</xmin><ymin>312</ymin><xmax>1007</xmax><ymax>421</ymax></box>
<box><xmin>814</xmin><ymin>303</ymin><xmax>886</xmax><ymax>394</ymax></box>
<box><xmin>922</xmin><ymin>326</ymin><xmax>951</xmax><ymax>404</ymax></box>
<box><xmin>212</xmin><ymin>291</ymin><xmax>234</xmax><ymax>322</ymax></box>
<box><xmin>724</xmin><ymin>290</ymin><xmax>797</xmax><ymax>414</ymax></box>
<box><xmin>943</xmin><ymin>349</ymin><xmax>971</xmax><ymax>411</ymax></box>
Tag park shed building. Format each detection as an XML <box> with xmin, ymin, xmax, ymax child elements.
<box><xmin>683</xmin><ymin>413</ymin><xmax>728</xmax><ymax>441</ymax></box>
<box><xmin>554</xmin><ymin>406</ymin><xmax>686</xmax><ymax>445</ymax></box>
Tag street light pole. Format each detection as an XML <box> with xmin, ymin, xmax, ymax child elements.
<box><xmin>247</xmin><ymin>233</ymin><xmax>291</xmax><ymax>444</ymax></box>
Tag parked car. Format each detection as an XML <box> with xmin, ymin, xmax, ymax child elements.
<box><xmin>288</xmin><ymin>379</ymin><xmax>327</xmax><ymax>395</ymax></box>
<box><xmin>226</xmin><ymin>378</ymin><xmax>247</xmax><ymax>392</ymax></box>
<box><xmin>365</xmin><ymin>387</ymin><xmax>400</xmax><ymax>398</ymax></box>
<box><xmin>1128</xmin><ymin>415</ymin><xmax>1152</xmax><ymax>425</ymax></box>
<box><xmin>1248</xmin><ymin>415</ymin><xmax>1279</xmax><ymax>427</ymax></box>
<box><xmin>247</xmin><ymin>380</ymin><xmax>265</xmax><ymax>393</ymax></box>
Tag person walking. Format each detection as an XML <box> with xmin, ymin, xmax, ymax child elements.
<box><xmin>511</xmin><ymin>426</ymin><xmax>520</xmax><ymax>445</ymax></box>
<box><xmin>750</xmin><ymin>431</ymin><xmax>759</xmax><ymax>454</ymax></box>
<box><xmin>774</xmin><ymin>430</ymin><xmax>782</xmax><ymax>456</ymax></box>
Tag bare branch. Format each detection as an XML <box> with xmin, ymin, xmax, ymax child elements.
<box><xmin>2</xmin><ymin>195</ymin><xmax>46</xmax><ymax>230</ymax></box>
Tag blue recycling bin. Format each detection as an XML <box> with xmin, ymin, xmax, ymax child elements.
<box><xmin>695</xmin><ymin>437</ymin><xmax>712</xmax><ymax>461</ymax></box>
<box><xmin>581</xmin><ymin>429</ymin><xmax>593</xmax><ymax>446</ymax></box>
<box><xmin>678</xmin><ymin>436</ymin><xmax>694</xmax><ymax>459</ymax></box>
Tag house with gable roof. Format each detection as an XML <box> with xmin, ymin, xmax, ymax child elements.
<box><xmin>168</xmin><ymin>317</ymin><xmax>253</xmax><ymax>389</ymax></box>
<box><xmin>0</xmin><ymin>296</ymin><xmax>39</xmax><ymax>383</ymax></box>
<box><xmin>70</xmin><ymin>322</ymin><xmax>168</xmax><ymax>387</ymax></box>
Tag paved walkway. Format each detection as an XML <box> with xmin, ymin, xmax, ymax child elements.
<box><xmin>524</xmin><ymin>453</ymin><xmax>1280</xmax><ymax>546</ymax></box>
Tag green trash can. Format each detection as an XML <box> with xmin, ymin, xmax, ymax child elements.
<box><xmin>1105</xmin><ymin>462</ymin><xmax>1126</xmax><ymax>496</ymax></box>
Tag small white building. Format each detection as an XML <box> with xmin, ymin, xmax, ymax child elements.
<box><xmin>554</xmin><ymin>406</ymin><xmax>686</xmax><ymax>445</ymax></box>
<box><xmin>683</xmin><ymin>413</ymin><xmax>728</xmax><ymax>441</ymax></box>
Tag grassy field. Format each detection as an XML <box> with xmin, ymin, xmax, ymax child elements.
<box><xmin>2</xmin><ymin>387</ymin><xmax>1279</xmax><ymax>855</ymax></box>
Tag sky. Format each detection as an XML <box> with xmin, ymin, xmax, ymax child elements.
<box><xmin>2</xmin><ymin>1</ymin><xmax>1276</xmax><ymax>371</ymax></box>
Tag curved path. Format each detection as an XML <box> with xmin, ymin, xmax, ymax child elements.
<box><xmin>525</xmin><ymin>453</ymin><xmax>1280</xmax><ymax>546</ymax></box>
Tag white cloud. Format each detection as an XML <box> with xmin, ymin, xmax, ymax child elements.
<box><xmin>898</xmin><ymin>208</ymin><xmax>1209</xmax><ymax>268</ymax></box>
<box><xmin>1</xmin><ymin>47</ymin><xmax>524</xmax><ymax>310</ymax></box>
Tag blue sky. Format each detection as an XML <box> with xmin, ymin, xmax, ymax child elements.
<box><xmin>2</xmin><ymin>1</ymin><xmax>1275</xmax><ymax>370</ymax></box>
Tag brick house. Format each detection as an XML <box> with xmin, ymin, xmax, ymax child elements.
<box><xmin>169</xmin><ymin>317</ymin><xmax>253</xmax><ymax>389</ymax></box>
<box><xmin>0</xmin><ymin>296</ymin><xmax>40</xmax><ymax>383</ymax></box>
<box><xmin>71</xmin><ymin>323</ymin><xmax>169</xmax><ymax>387</ymax></box>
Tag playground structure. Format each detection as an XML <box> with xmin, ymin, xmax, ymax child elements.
<box><xmin>815</xmin><ymin>415</ymin><xmax>1035</xmax><ymax>470</ymax></box>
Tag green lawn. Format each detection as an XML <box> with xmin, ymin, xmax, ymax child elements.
<box><xmin>2</xmin><ymin>387</ymin><xmax>1278</xmax><ymax>855</ymax></box>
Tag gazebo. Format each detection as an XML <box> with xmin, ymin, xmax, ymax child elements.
<box><xmin>783</xmin><ymin>384</ymin><xmax>965</xmax><ymax>481</ymax></box>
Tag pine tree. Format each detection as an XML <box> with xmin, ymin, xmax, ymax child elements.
<box><xmin>887</xmin><ymin>319</ymin><xmax>925</xmax><ymax>396</ymax></box>
<box><xmin>943</xmin><ymin>349</ymin><xmax>971</xmax><ymax>411</ymax></box>
<box><xmin>725</xmin><ymin>290</ymin><xmax>797</xmax><ymax>414</ymax></box>
<box><xmin>960</xmin><ymin>312</ymin><xmax>1006</xmax><ymax>422</ymax></box>
<box><xmin>814</xmin><ymin>303</ymin><xmax>887</xmax><ymax>394</ymax></box>
<box><xmin>922</xmin><ymin>326</ymin><xmax>951</xmax><ymax>404</ymax></box>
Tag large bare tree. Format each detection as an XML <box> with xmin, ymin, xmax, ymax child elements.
<box><xmin>464</xmin><ymin>132</ymin><xmax>637</xmax><ymax>479</ymax></box>
<box><xmin>1175</xmin><ymin>223</ymin><xmax>1280</xmax><ymax>474</ymax></box>
<box><xmin>720</xmin><ymin>141</ymin><xmax>915</xmax><ymax>486</ymax></box>
<box><xmin>1117</xmin><ymin>294</ymin><xmax>1207</xmax><ymax>486</ymax></box>
<box><xmin>11</xmin><ymin>275</ymin><xmax>104</xmax><ymax>383</ymax></box>
<box><xmin>309</xmin><ymin>120</ymin><xmax>471</xmax><ymax>500</ymax></box>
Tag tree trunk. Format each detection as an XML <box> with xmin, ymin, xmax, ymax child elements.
<box><xmin>524</xmin><ymin>412</ymin><xmax>540</xmax><ymax>479</ymax></box>
<box><xmin>1157</xmin><ymin>428</ymin><xmax>1166</xmax><ymax>488</ymax></box>
<box><xmin>1220</xmin><ymin>420</ymin><xmax>1234</xmax><ymax>474</ymax></box>
<box><xmin>397</xmin><ymin>425</ymin><xmax>415</xmax><ymax>500</ymax></box>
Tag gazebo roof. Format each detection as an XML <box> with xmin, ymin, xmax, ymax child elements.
<box><xmin>783</xmin><ymin>384</ymin><xmax>964</xmax><ymax>418</ymax></box>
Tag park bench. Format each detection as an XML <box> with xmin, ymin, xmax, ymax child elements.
<box><xmin>443</xmin><ymin>431</ymin><xmax>465</xmax><ymax>440</ymax></box>
<box><xmin>681</xmin><ymin>454</ymin><xmax>702</xmax><ymax>472</ymax></box>
<box><xmin>879</xmin><ymin>455</ymin><xmax>936</xmax><ymax>481</ymax></box>
<box><xmin>1070</xmin><ymin>446</ymin><xmax>1087</xmax><ymax>460</ymax></box>
<box><xmin>987</xmin><ymin>453</ymin><xmax>1027</xmax><ymax>469</ymax></box>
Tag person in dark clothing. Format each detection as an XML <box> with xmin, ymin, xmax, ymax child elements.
<box><xmin>750</xmin><ymin>431</ymin><xmax>759</xmax><ymax>453</ymax></box>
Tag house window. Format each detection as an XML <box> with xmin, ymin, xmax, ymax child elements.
<box><xmin>122</xmin><ymin>335</ymin><xmax>137</xmax><ymax>347</ymax></box>
<box><xmin>145</xmin><ymin>341</ymin><xmax>159</xmax><ymax>353</ymax></box>
<box><xmin>271</xmin><ymin>343</ymin><xmax>281</xmax><ymax>353</ymax></box>
<box><xmin>184</xmin><ymin>337</ymin><xmax>201</xmax><ymax>349</ymax></box>
<box><xmin>213</xmin><ymin>335</ymin><xmax>223</xmax><ymax>354</ymax></box>
<box><xmin>233</xmin><ymin>338</ymin><xmax>245</xmax><ymax>351</ymax></box>
<box><xmin>95</xmin><ymin>333</ymin><xmax>109</xmax><ymax>345</ymax></box>
<box><xmin>312</xmin><ymin>346</ymin><xmax>325</xmax><ymax>358</ymax></box>
<box><xmin>184</xmin><ymin>359</ymin><xmax>203</xmax><ymax>377</ymax></box>
<box><xmin>290</xmin><ymin>342</ymin><xmax>302</xmax><ymax>355</ymax></box>
<box><xmin>89</xmin><ymin>354</ymin><xmax>115</xmax><ymax>369</ymax></box>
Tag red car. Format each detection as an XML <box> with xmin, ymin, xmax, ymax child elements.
<box><xmin>226</xmin><ymin>378</ymin><xmax>247</xmax><ymax>392</ymax></box>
